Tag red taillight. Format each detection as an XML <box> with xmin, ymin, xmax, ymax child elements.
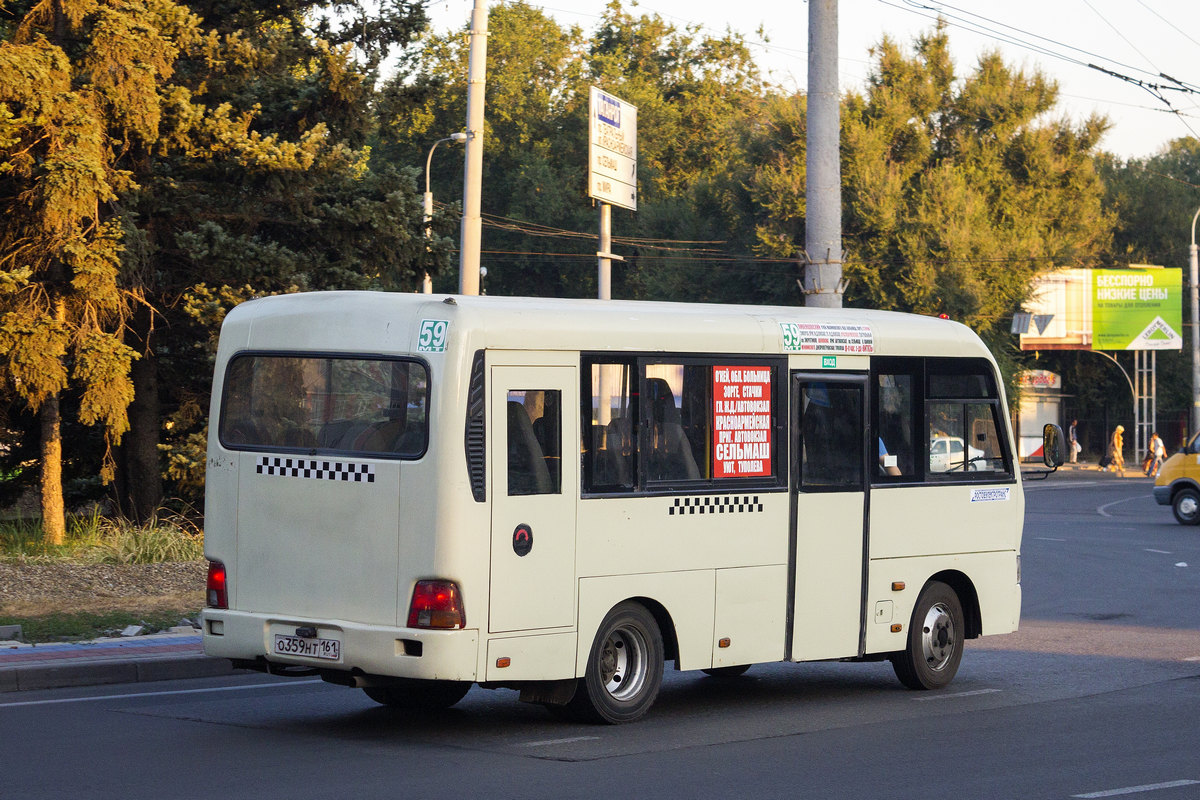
<box><xmin>407</xmin><ymin>580</ymin><xmax>465</xmax><ymax>629</ymax></box>
<box><xmin>206</xmin><ymin>560</ymin><xmax>228</xmax><ymax>609</ymax></box>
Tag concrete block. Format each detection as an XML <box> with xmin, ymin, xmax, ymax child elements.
<box><xmin>0</xmin><ymin>624</ymin><xmax>21</xmax><ymax>641</ymax></box>
<box><xmin>120</xmin><ymin>625</ymin><xmax>145</xmax><ymax>637</ymax></box>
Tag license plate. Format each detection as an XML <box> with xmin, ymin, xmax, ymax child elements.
<box><xmin>273</xmin><ymin>633</ymin><xmax>341</xmax><ymax>661</ymax></box>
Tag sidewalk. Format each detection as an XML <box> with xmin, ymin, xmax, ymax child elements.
<box><xmin>0</xmin><ymin>630</ymin><xmax>237</xmax><ymax>693</ymax></box>
<box><xmin>1050</xmin><ymin>460</ymin><xmax>1158</xmax><ymax>479</ymax></box>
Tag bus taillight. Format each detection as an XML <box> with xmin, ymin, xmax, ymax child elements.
<box><xmin>407</xmin><ymin>580</ymin><xmax>465</xmax><ymax>629</ymax></box>
<box><xmin>206</xmin><ymin>560</ymin><xmax>228</xmax><ymax>609</ymax></box>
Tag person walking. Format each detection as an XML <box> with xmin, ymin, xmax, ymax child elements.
<box><xmin>1068</xmin><ymin>419</ymin><xmax>1079</xmax><ymax>463</ymax></box>
<box><xmin>1146</xmin><ymin>431</ymin><xmax>1166</xmax><ymax>478</ymax></box>
<box><xmin>1103</xmin><ymin>424</ymin><xmax>1125</xmax><ymax>475</ymax></box>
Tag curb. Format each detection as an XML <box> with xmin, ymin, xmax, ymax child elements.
<box><xmin>0</xmin><ymin>653</ymin><xmax>238</xmax><ymax>693</ymax></box>
<box><xmin>0</xmin><ymin>632</ymin><xmax>243</xmax><ymax>693</ymax></box>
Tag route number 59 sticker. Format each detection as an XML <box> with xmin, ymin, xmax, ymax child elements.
<box><xmin>417</xmin><ymin>319</ymin><xmax>449</xmax><ymax>352</ymax></box>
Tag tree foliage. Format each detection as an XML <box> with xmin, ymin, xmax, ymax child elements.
<box><xmin>836</xmin><ymin>27</ymin><xmax>1113</xmax><ymax>344</ymax></box>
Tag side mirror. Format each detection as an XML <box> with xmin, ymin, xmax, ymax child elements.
<box><xmin>1042</xmin><ymin>423</ymin><xmax>1065</xmax><ymax>468</ymax></box>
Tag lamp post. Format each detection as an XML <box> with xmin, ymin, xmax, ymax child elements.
<box><xmin>423</xmin><ymin>132</ymin><xmax>468</xmax><ymax>293</ymax></box>
<box><xmin>1191</xmin><ymin>207</ymin><xmax>1200</xmax><ymax>437</ymax></box>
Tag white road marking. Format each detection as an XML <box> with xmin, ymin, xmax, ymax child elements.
<box><xmin>0</xmin><ymin>679</ymin><xmax>323</xmax><ymax>709</ymax></box>
<box><xmin>1145</xmin><ymin>549</ymin><xmax>1172</xmax><ymax>554</ymax></box>
<box><xmin>1036</xmin><ymin>537</ymin><xmax>1067</xmax><ymax>542</ymax></box>
<box><xmin>1072</xmin><ymin>779</ymin><xmax>1200</xmax><ymax>798</ymax></box>
<box><xmin>520</xmin><ymin>736</ymin><xmax>600</xmax><ymax>747</ymax></box>
<box><xmin>1097</xmin><ymin>495</ymin><xmax>1152</xmax><ymax>517</ymax></box>
<box><xmin>911</xmin><ymin>688</ymin><xmax>1000</xmax><ymax>702</ymax></box>
<box><xmin>1176</xmin><ymin>562</ymin><xmax>1189</xmax><ymax>568</ymax></box>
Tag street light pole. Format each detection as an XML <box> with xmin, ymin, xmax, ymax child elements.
<box><xmin>458</xmin><ymin>0</ymin><xmax>488</xmax><ymax>296</ymax></box>
<box><xmin>1191</xmin><ymin>207</ymin><xmax>1200</xmax><ymax>437</ymax></box>
<box><xmin>423</xmin><ymin>133</ymin><xmax>467</xmax><ymax>293</ymax></box>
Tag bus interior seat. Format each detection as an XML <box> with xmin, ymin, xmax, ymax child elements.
<box><xmin>645</xmin><ymin>378</ymin><xmax>701</xmax><ymax>481</ymax></box>
<box><xmin>598</xmin><ymin>416</ymin><xmax>634</xmax><ymax>486</ymax></box>
<box><xmin>508</xmin><ymin>401</ymin><xmax>553</xmax><ymax>494</ymax></box>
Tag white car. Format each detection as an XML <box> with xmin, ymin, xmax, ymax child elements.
<box><xmin>930</xmin><ymin>436</ymin><xmax>984</xmax><ymax>472</ymax></box>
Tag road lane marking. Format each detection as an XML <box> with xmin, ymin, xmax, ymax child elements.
<box><xmin>1144</xmin><ymin>549</ymin><xmax>1172</xmax><ymax>554</ymax></box>
<box><xmin>1072</xmin><ymin>779</ymin><xmax>1200</xmax><ymax>798</ymax></box>
<box><xmin>520</xmin><ymin>736</ymin><xmax>601</xmax><ymax>747</ymax></box>
<box><xmin>911</xmin><ymin>688</ymin><xmax>1000</xmax><ymax>702</ymax></box>
<box><xmin>1097</xmin><ymin>495</ymin><xmax>1152</xmax><ymax>517</ymax></box>
<box><xmin>1035</xmin><ymin>537</ymin><xmax>1067</xmax><ymax>542</ymax></box>
<box><xmin>0</xmin><ymin>679</ymin><xmax>323</xmax><ymax>709</ymax></box>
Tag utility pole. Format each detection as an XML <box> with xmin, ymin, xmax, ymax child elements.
<box><xmin>459</xmin><ymin>0</ymin><xmax>488</xmax><ymax>296</ymax></box>
<box><xmin>804</xmin><ymin>0</ymin><xmax>843</xmax><ymax>308</ymax></box>
<box><xmin>1191</xmin><ymin>207</ymin><xmax>1200</xmax><ymax>436</ymax></box>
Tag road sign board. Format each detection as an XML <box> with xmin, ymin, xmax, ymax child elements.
<box><xmin>589</xmin><ymin>87</ymin><xmax>637</xmax><ymax>210</ymax></box>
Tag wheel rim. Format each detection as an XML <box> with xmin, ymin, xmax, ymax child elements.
<box><xmin>920</xmin><ymin>602</ymin><xmax>957</xmax><ymax>672</ymax></box>
<box><xmin>1179</xmin><ymin>495</ymin><xmax>1198</xmax><ymax>519</ymax></box>
<box><xmin>598</xmin><ymin>624</ymin><xmax>649</xmax><ymax>702</ymax></box>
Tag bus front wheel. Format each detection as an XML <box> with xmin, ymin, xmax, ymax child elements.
<box><xmin>891</xmin><ymin>581</ymin><xmax>964</xmax><ymax>690</ymax></box>
<box><xmin>569</xmin><ymin>601</ymin><xmax>664</xmax><ymax>724</ymax></box>
<box><xmin>363</xmin><ymin>679</ymin><xmax>471</xmax><ymax>710</ymax></box>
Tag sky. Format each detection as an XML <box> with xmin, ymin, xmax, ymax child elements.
<box><xmin>420</xmin><ymin>0</ymin><xmax>1200</xmax><ymax>160</ymax></box>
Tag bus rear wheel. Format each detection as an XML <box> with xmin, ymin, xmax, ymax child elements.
<box><xmin>568</xmin><ymin>602</ymin><xmax>664</xmax><ymax>724</ymax></box>
<box><xmin>891</xmin><ymin>581</ymin><xmax>964</xmax><ymax>690</ymax></box>
<box><xmin>363</xmin><ymin>679</ymin><xmax>471</xmax><ymax>710</ymax></box>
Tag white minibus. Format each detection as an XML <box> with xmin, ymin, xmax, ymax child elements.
<box><xmin>202</xmin><ymin>292</ymin><xmax>1061</xmax><ymax>723</ymax></box>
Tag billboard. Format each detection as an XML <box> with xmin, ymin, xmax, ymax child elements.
<box><xmin>1091</xmin><ymin>268</ymin><xmax>1182</xmax><ymax>350</ymax></box>
<box><xmin>1018</xmin><ymin>267</ymin><xmax>1182</xmax><ymax>351</ymax></box>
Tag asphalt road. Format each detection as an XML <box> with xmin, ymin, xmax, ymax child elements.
<box><xmin>4</xmin><ymin>475</ymin><xmax>1199</xmax><ymax>800</ymax></box>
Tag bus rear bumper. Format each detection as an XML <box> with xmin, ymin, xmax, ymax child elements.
<box><xmin>201</xmin><ymin>609</ymin><xmax>479</xmax><ymax>682</ymax></box>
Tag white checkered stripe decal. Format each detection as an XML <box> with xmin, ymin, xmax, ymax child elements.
<box><xmin>669</xmin><ymin>496</ymin><xmax>763</xmax><ymax>515</ymax></box>
<box><xmin>256</xmin><ymin>456</ymin><xmax>375</xmax><ymax>483</ymax></box>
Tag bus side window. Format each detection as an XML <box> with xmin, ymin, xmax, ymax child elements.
<box><xmin>875</xmin><ymin>371</ymin><xmax>915</xmax><ymax>478</ymax></box>
<box><xmin>507</xmin><ymin>390</ymin><xmax>560</xmax><ymax>496</ymax></box>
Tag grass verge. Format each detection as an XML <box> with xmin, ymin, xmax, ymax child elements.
<box><xmin>1</xmin><ymin>606</ymin><xmax>203</xmax><ymax>644</ymax></box>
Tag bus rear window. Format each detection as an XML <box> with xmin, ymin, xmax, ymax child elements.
<box><xmin>219</xmin><ymin>354</ymin><xmax>429</xmax><ymax>458</ymax></box>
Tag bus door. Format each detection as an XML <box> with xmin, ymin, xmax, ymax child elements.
<box><xmin>488</xmin><ymin>365</ymin><xmax>579</xmax><ymax>633</ymax></box>
<box><xmin>788</xmin><ymin>374</ymin><xmax>869</xmax><ymax>661</ymax></box>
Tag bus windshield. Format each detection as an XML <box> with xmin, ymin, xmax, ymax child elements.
<box><xmin>218</xmin><ymin>354</ymin><xmax>429</xmax><ymax>458</ymax></box>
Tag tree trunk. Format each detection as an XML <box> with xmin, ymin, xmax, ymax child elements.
<box><xmin>40</xmin><ymin>394</ymin><xmax>66</xmax><ymax>546</ymax></box>
<box><xmin>114</xmin><ymin>308</ymin><xmax>162</xmax><ymax>524</ymax></box>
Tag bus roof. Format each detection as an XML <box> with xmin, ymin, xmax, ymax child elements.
<box><xmin>221</xmin><ymin>291</ymin><xmax>994</xmax><ymax>361</ymax></box>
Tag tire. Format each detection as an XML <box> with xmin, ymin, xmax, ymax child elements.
<box><xmin>702</xmin><ymin>665</ymin><xmax>751</xmax><ymax>678</ymax></box>
<box><xmin>363</xmin><ymin>679</ymin><xmax>471</xmax><ymax>710</ymax></box>
<box><xmin>891</xmin><ymin>581</ymin><xmax>964</xmax><ymax>690</ymax></box>
<box><xmin>1172</xmin><ymin>487</ymin><xmax>1200</xmax><ymax>525</ymax></box>
<box><xmin>567</xmin><ymin>602</ymin><xmax>664</xmax><ymax>724</ymax></box>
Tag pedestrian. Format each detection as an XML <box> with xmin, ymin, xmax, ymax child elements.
<box><xmin>1145</xmin><ymin>431</ymin><xmax>1166</xmax><ymax>478</ymax></box>
<box><xmin>1102</xmin><ymin>424</ymin><xmax>1125</xmax><ymax>475</ymax></box>
<box><xmin>1068</xmin><ymin>418</ymin><xmax>1079</xmax><ymax>463</ymax></box>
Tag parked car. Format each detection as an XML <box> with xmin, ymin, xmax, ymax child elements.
<box><xmin>1153</xmin><ymin>432</ymin><xmax>1200</xmax><ymax>524</ymax></box>
<box><xmin>929</xmin><ymin>435</ymin><xmax>984</xmax><ymax>473</ymax></box>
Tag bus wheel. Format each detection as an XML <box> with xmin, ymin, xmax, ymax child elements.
<box><xmin>569</xmin><ymin>602</ymin><xmax>664</xmax><ymax>724</ymax></box>
<box><xmin>363</xmin><ymin>679</ymin><xmax>471</xmax><ymax>710</ymax></box>
<box><xmin>1172</xmin><ymin>488</ymin><xmax>1200</xmax><ymax>525</ymax></box>
<box><xmin>702</xmin><ymin>665</ymin><xmax>750</xmax><ymax>678</ymax></box>
<box><xmin>891</xmin><ymin>581</ymin><xmax>964</xmax><ymax>690</ymax></box>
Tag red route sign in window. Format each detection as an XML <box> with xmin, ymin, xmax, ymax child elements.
<box><xmin>712</xmin><ymin>366</ymin><xmax>772</xmax><ymax>478</ymax></box>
